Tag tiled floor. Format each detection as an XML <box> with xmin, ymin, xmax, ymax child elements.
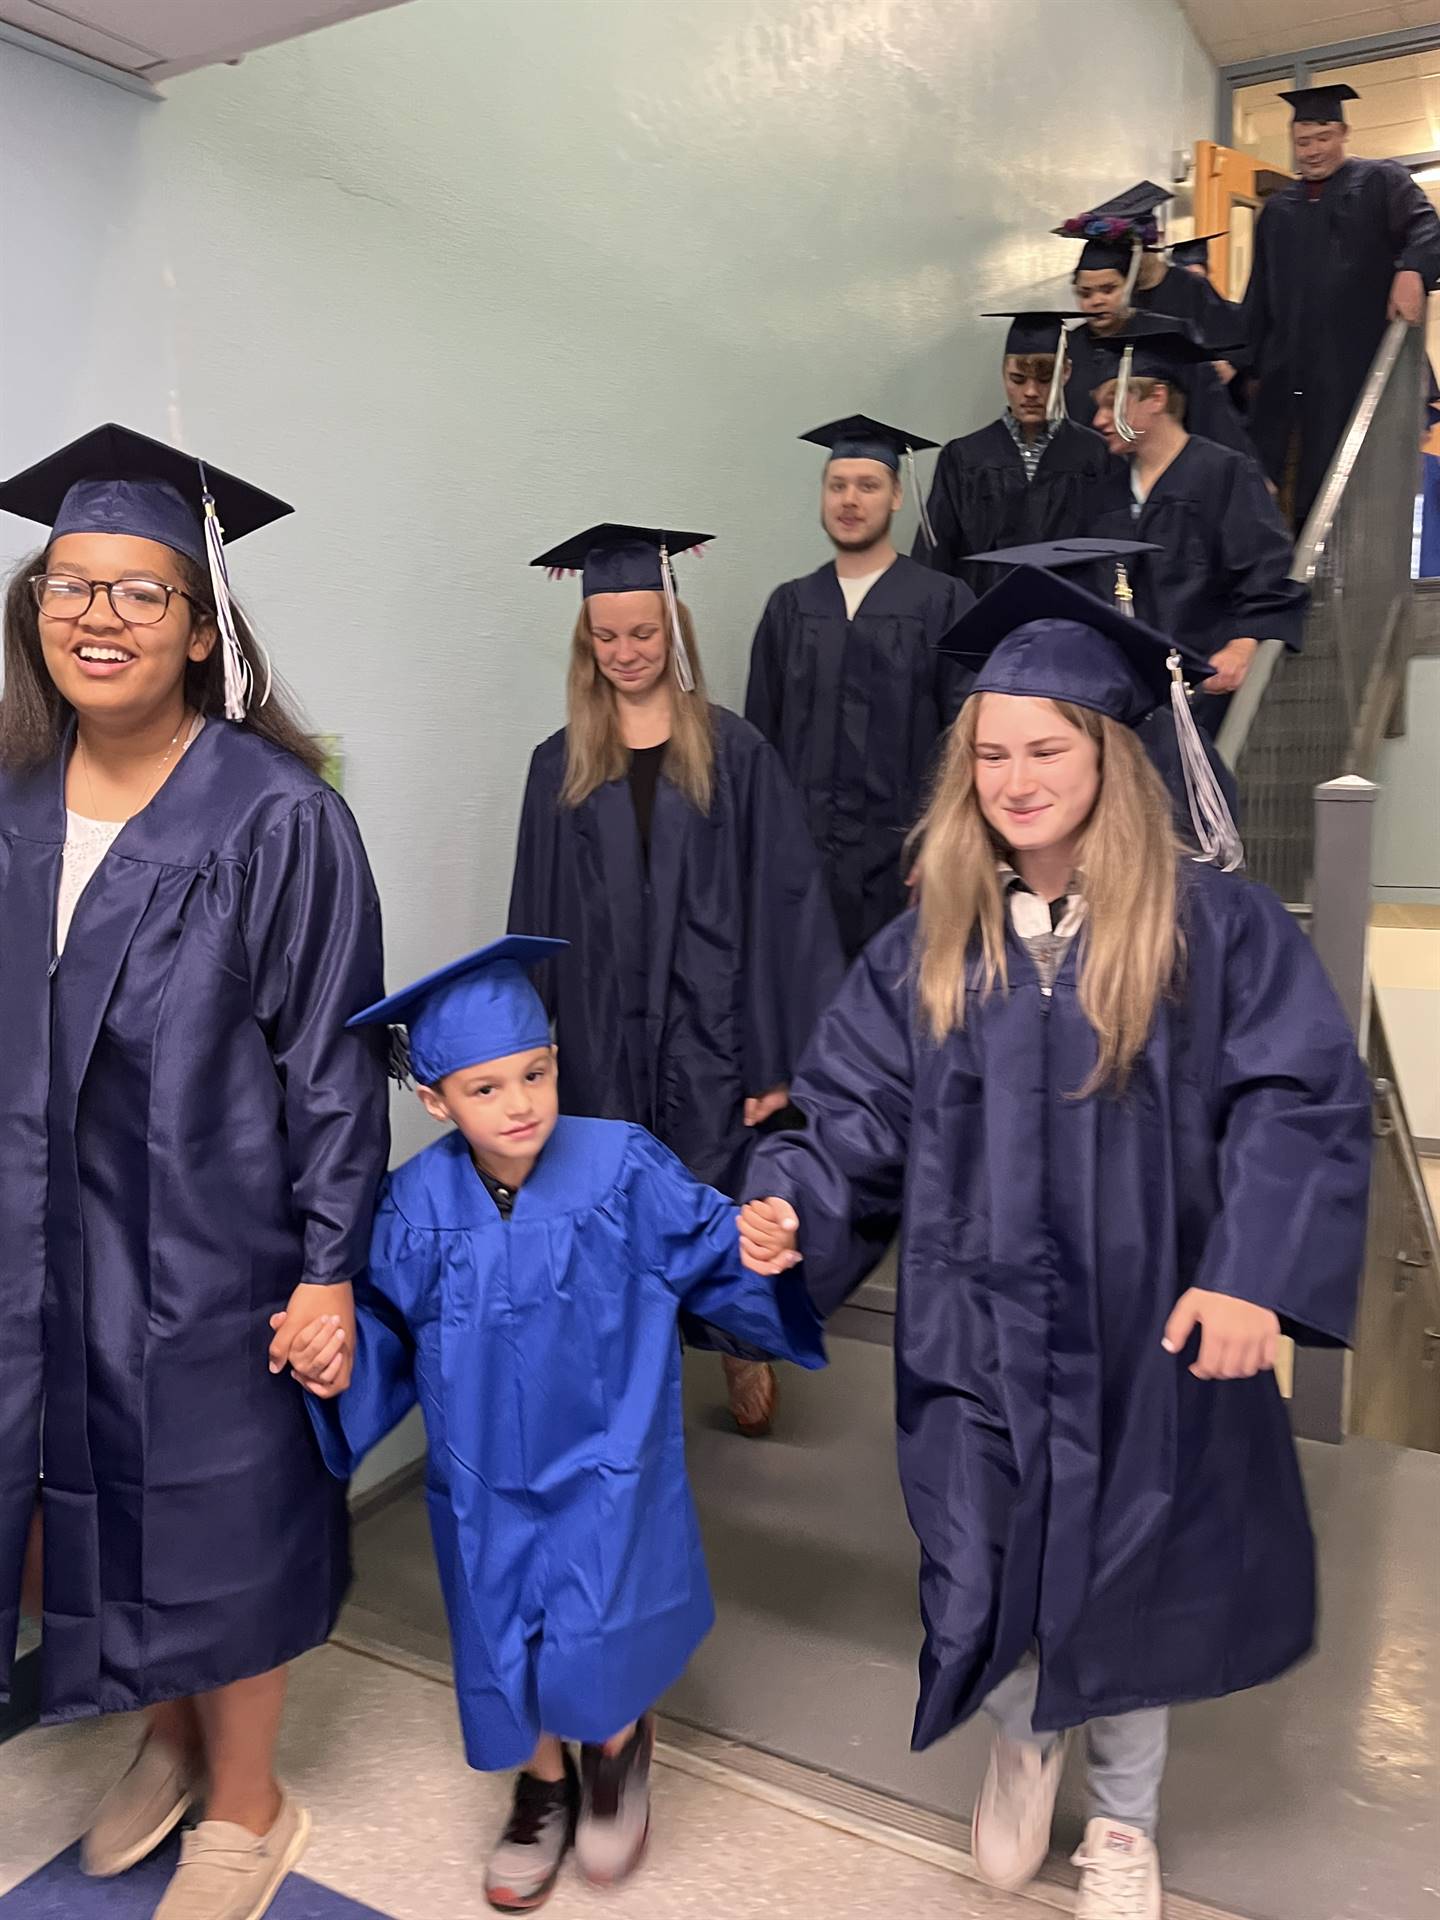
<box><xmin>0</xmin><ymin>1646</ymin><xmax>1087</xmax><ymax>1920</ymax></box>
<box><xmin>345</xmin><ymin>1335</ymin><xmax>1440</xmax><ymax>1920</ymax></box>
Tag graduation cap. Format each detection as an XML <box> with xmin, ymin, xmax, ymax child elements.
<box><xmin>0</xmin><ymin>422</ymin><xmax>292</xmax><ymax>723</ymax></box>
<box><xmin>1168</xmin><ymin>232</ymin><xmax>1226</xmax><ymax>271</ymax></box>
<box><xmin>799</xmin><ymin>415</ymin><xmax>939</xmax><ymax>471</ymax></box>
<box><xmin>939</xmin><ymin>558</ymin><xmax>1241</xmax><ymax>869</ymax></box>
<box><xmin>800</xmin><ymin>415</ymin><xmax>942</xmax><ymax>550</ymax></box>
<box><xmin>1280</xmin><ymin>83</ymin><xmax>1357</xmax><ymax>124</ymax></box>
<box><xmin>1056</xmin><ymin>181</ymin><xmax>1173</xmax><ymax>283</ymax></box>
<box><xmin>530</xmin><ymin>524</ymin><xmax>712</xmax><ymax>694</ymax></box>
<box><xmin>347</xmin><ymin>935</ymin><xmax>567</xmax><ymax>1086</ymax></box>
<box><xmin>965</xmin><ymin>537</ymin><xmax>1164</xmax><ymax>572</ymax></box>
<box><xmin>1086</xmin><ymin>324</ymin><xmax>1220</xmax><ymax>445</ymax></box>
<box><xmin>982</xmin><ymin>313</ymin><xmax>1085</xmax><ymax>425</ymax></box>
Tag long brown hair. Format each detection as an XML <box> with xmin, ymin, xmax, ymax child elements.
<box><xmin>560</xmin><ymin>595</ymin><xmax>714</xmax><ymax>813</ymax></box>
<box><xmin>911</xmin><ymin>696</ymin><xmax>1181</xmax><ymax>1091</ymax></box>
<box><xmin>0</xmin><ymin>546</ymin><xmax>324</xmax><ymax>776</ymax></box>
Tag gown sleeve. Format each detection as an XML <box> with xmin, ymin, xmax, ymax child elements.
<box><xmin>1216</xmin><ymin>457</ymin><xmax>1309</xmax><ymax>650</ymax></box>
<box><xmin>242</xmin><ymin>788</ymin><xmax>389</xmax><ymax>1289</ymax></box>
<box><xmin>743</xmin><ymin>589</ymin><xmax>790</xmax><ymax>746</ymax></box>
<box><xmin>1387</xmin><ymin>161</ymin><xmax>1440</xmax><ymax>283</ymax></box>
<box><xmin>506</xmin><ymin>746</ymin><xmax>560</xmax><ymax>1017</ymax></box>
<box><xmin>934</xmin><ymin>574</ymin><xmax>977</xmax><ymax>728</ymax></box>
<box><xmin>622</xmin><ymin>1128</ymin><xmax>826</xmax><ymax>1368</ymax></box>
<box><xmin>306</xmin><ymin>1189</ymin><xmax>423</xmax><ymax>1479</ymax></box>
<box><xmin>739</xmin><ymin>738</ymin><xmax>847</xmax><ymax>1098</ymax></box>
<box><xmin>1191</xmin><ymin>883</ymin><xmax>1372</xmax><ymax>1345</ymax></box>
<box><xmin>743</xmin><ymin>930</ymin><xmax>915</xmax><ymax>1316</ymax></box>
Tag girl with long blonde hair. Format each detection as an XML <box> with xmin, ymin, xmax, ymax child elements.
<box><xmin>508</xmin><ymin>525</ymin><xmax>843</xmax><ymax>1440</ymax></box>
<box><xmin>739</xmin><ymin>566</ymin><xmax>1371</xmax><ymax>1919</ymax></box>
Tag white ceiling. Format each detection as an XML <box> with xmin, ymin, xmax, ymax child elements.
<box><xmin>1180</xmin><ymin>0</ymin><xmax>1439</xmax><ymax>68</ymax></box>
<box><xmin>0</xmin><ymin>0</ymin><xmax>414</xmax><ymax>80</ymax></box>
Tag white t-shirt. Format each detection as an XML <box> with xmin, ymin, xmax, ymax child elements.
<box><xmin>839</xmin><ymin>565</ymin><xmax>890</xmax><ymax>619</ymax></box>
<box><xmin>57</xmin><ymin>813</ymin><xmax>125</xmax><ymax>955</ymax></box>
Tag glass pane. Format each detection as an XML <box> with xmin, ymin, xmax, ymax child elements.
<box><xmin>1233</xmin><ymin>78</ymin><xmax>1295</xmax><ymax>171</ymax></box>
<box><xmin>1314</xmin><ymin>48</ymin><xmax>1440</xmax><ymax>162</ymax></box>
<box><xmin>1228</xmin><ymin>200</ymin><xmax>1258</xmax><ymax>301</ymax></box>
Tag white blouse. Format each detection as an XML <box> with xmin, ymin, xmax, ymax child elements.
<box><xmin>56</xmin><ymin>812</ymin><xmax>125</xmax><ymax>955</ymax></box>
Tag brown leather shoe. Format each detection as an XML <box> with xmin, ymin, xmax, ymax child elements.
<box><xmin>722</xmin><ymin>1357</ymin><xmax>777</xmax><ymax>1438</ymax></box>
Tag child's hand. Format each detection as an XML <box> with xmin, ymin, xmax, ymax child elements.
<box><xmin>1162</xmin><ymin>1288</ymin><xmax>1280</xmax><ymax>1381</ymax></box>
<box><xmin>268</xmin><ymin>1280</ymin><xmax>356</xmax><ymax>1397</ymax></box>
<box><xmin>738</xmin><ymin>1198</ymin><xmax>801</xmax><ymax>1276</ymax></box>
<box><xmin>269</xmin><ymin>1311</ymin><xmax>351</xmax><ymax>1398</ymax></box>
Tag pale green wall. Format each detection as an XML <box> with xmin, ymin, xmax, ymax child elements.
<box><xmin>0</xmin><ymin>0</ymin><xmax>1215</xmax><ymax>1491</ymax></box>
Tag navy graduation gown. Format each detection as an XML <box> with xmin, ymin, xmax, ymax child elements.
<box><xmin>1244</xmin><ymin>158</ymin><xmax>1440</xmax><ymax>529</ymax></box>
<box><xmin>745</xmin><ymin>556</ymin><xmax>974</xmax><ymax>956</ymax></box>
<box><xmin>1134</xmin><ymin>265</ymin><xmax>1247</xmax><ymax>369</ymax></box>
<box><xmin>0</xmin><ymin>723</ymin><xmax>389</xmax><ymax>1720</ymax></box>
<box><xmin>1066</xmin><ymin>326</ymin><xmax>1262</xmax><ymax>467</ymax></box>
<box><xmin>309</xmin><ymin>1118</ymin><xmax>825</xmax><ymax>1769</ymax></box>
<box><xmin>507</xmin><ymin>706</ymin><xmax>843</xmax><ymax>1197</ymax></box>
<box><xmin>1088</xmin><ymin>434</ymin><xmax>1308</xmax><ymax>734</ymax></box>
<box><xmin>913</xmin><ymin>418</ymin><xmax>1111</xmax><ymax>597</ymax></box>
<box><xmin>747</xmin><ymin>865</ymin><xmax>1371</xmax><ymax>1742</ymax></box>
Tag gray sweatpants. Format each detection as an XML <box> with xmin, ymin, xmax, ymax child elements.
<box><xmin>983</xmin><ymin>1655</ymin><xmax>1169</xmax><ymax>1837</ymax></box>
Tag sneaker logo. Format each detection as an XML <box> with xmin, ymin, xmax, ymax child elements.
<box><xmin>1103</xmin><ymin>1829</ymin><xmax>1137</xmax><ymax>1854</ymax></box>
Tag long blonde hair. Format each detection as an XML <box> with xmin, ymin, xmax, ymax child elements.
<box><xmin>559</xmin><ymin>595</ymin><xmax>714</xmax><ymax>813</ymax></box>
<box><xmin>912</xmin><ymin>696</ymin><xmax>1181</xmax><ymax>1091</ymax></box>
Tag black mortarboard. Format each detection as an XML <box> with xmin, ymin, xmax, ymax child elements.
<box><xmin>983</xmin><ymin>311</ymin><xmax>1083</xmax><ymax>357</ymax></box>
<box><xmin>939</xmin><ymin>558</ymin><xmax>1213</xmax><ymax>722</ymax></box>
<box><xmin>939</xmin><ymin>559</ymin><xmax>1240</xmax><ymax>867</ymax></box>
<box><xmin>1056</xmin><ymin>180</ymin><xmax>1173</xmax><ymax>277</ymax></box>
<box><xmin>0</xmin><ymin>422</ymin><xmax>291</xmax><ymax>564</ymax></box>
<box><xmin>1091</xmin><ymin>324</ymin><xmax>1218</xmax><ymax>382</ymax></box>
<box><xmin>965</xmin><ymin>538</ymin><xmax>1164</xmax><ymax>573</ymax></box>
<box><xmin>530</xmin><ymin>523</ymin><xmax>712</xmax><ymax>694</ymax></box>
<box><xmin>798</xmin><ymin>415</ymin><xmax>939</xmax><ymax>472</ymax></box>
<box><xmin>0</xmin><ymin>422</ymin><xmax>293</xmax><ymax>723</ymax></box>
<box><xmin>1168</xmin><ymin>232</ymin><xmax>1226</xmax><ymax>270</ymax></box>
<box><xmin>529</xmin><ymin>524</ymin><xmax>712</xmax><ymax>598</ymax></box>
<box><xmin>1280</xmin><ymin>84</ymin><xmax>1357</xmax><ymax>124</ymax></box>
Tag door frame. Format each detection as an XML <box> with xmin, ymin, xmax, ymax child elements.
<box><xmin>1217</xmin><ymin>23</ymin><xmax>1440</xmax><ymax>143</ymax></box>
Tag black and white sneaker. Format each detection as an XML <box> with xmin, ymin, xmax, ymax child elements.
<box><xmin>575</xmin><ymin>1716</ymin><xmax>655</xmax><ymax>1887</ymax></box>
<box><xmin>484</xmin><ymin>1754</ymin><xmax>579</xmax><ymax>1913</ymax></box>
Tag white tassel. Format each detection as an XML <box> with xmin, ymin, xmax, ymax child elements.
<box><xmin>660</xmin><ymin>543</ymin><xmax>696</xmax><ymax>695</ymax></box>
<box><xmin>1046</xmin><ymin>326</ymin><xmax>1070</xmax><ymax>426</ymax></box>
<box><xmin>906</xmin><ymin>447</ymin><xmax>938</xmax><ymax>553</ymax></box>
<box><xmin>1113</xmin><ymin>344</ymin><xmax>1139</xmax><ymax>446</ymax></box>
<box><xmin>1169</xmin><ymin>650</ymin><xmax>1243</xmax><ymax>871</ymax></box>
<box><xmin>199</xmin><ymin>462</ymin><xmax>271</xmax><ymax>720</ymax></box>
<box><xmin>1122</xmin><ymin>235</ymin><xmax>1143</xmax><ymax>304</ymax></box>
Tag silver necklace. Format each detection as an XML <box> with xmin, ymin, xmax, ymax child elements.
<box><xmin>78</xmin><ymin>709</ymin><xmax>192</xmax><ymax>823</ymax></box>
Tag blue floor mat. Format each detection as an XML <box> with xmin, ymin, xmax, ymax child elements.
<box><xmin>0</xmin><ymin>1840</ymin><xmax>392</xmax><ymax>1917</ymax></box>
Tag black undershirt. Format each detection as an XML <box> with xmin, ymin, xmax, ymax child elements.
<box><xmin>628</xmin><ymin>741</ymin><xmax>668</xmax><ymax>864</ymax></box>
<box><xmin>475</xmin><ymin>1160</ymin><xmax>516</xmax><ymax>1220</ymax></box>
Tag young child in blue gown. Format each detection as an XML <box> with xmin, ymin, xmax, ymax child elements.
<box><xmin>284</xmin><ymin>935</ymin><xmax>824</xmax><ymax>1913</ymax></box>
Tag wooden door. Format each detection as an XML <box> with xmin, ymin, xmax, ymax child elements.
<box><xmin>1193</xmin><ymin>141</ymin><xmax>1293</xmax><ymax>300</ymax></box>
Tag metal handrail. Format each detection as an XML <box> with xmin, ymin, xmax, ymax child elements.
<box><xmin>1217</xmin><ymin>319</ymin><xmax>1413</xmax><ymax>770</ymax></box>
<box><xmin>1370</xmin><ymin>1003</ymin><xmax>1440</xmax><ymax>1331</ymax></box>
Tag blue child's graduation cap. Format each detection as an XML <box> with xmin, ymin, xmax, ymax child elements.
<box><xmin>347</xmin><ymin>936</ymin><xmax>567</xmax><ymax>1086</ymax></box>
<box><xmin>939</xmin><ymin>557</ymin><xmax>1241</xmax><ymax>869</ymax></box>
<box><xmin>0</xmin><ymin>422</ymin><xmax>291</xmax><ymax>722</ymax></box>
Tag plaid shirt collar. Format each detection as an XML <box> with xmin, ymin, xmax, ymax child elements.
<box><xmin>1002</xmin><ymin>410</ymin><xmax>1061</xmax><ymax>479</ymax></box>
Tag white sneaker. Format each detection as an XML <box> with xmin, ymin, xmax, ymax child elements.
<box><xmin>1072</xmin><ymin>1818</ymin><xmax>1163</xmax><ymax>1919</ymax></box>
<box><xmin>971</xmin><ymin>1731</ymin><xmax>1066</xmax><ymax>1891</ymax></box>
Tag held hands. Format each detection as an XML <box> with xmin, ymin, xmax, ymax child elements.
<box><xmin>1204</xmin><ymin>636</ymin><xmax>1259</xmax><ymax>694</ymax></box>
<box><xmin>1162</xmin><ymin>1288</ymin><xmax>1281</xmax><ymax>1381</ymax></box>
<box><xmin>1388</xmin><ymin>268</ymin><xmax>1426</xmax><ymax>327</ymax></box>
<box><xmin>738</xmin><ymin>1197</ymin><xmax>801</xmax><ymax>1276</ymax></box>
<box><xmin>744</xmin><ymin>1085</ymin><xmax>792</xmax><ymax>1130</ymax></box>
<box><xmin>268</xmin><ymin>1279</ymin><xmax>356</xmax><ymax>1399</ymax></box>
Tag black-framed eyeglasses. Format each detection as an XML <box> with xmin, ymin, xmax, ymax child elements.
<box><xmin>29</xmin><ymin>574</ymin><xmax>207</xmax><ymax>628</ymax></box>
